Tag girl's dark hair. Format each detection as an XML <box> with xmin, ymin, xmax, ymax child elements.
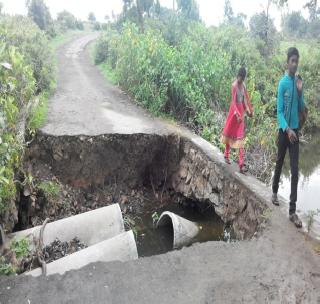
<box><xmin>287</xmin><ymin>47</ymin><xmax>299</xmax><ymax>62</ymax></box>
<box><xmin>237</xmin><ymin>67</ymin><xmax>246</xmax><ymax>79</ymax></box>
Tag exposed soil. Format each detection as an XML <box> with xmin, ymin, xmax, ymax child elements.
<box><xmin>18</xmin><ymin>237</ymin><xmax>87</xmax><ymax>274</ymax></box>
<box><xmin>43</xmin><ymin>237</ymin><xmax>87</xmax><ymax>263</ymax></box>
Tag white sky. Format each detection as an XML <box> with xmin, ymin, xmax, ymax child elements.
<box><xmin>1</xmin><ymin>0</ymin><xmax>309</xmax><ymax>29</ymax></box>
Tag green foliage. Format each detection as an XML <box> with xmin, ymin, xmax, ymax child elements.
<box><xmin>0</xmin><ymin>15</ymin><xmax>54</xmax><ymax>223</ymax></box>
<box><xmin>304</xmin><ymin>0</ymin><xmax>319</xmax><ymax>21</ymax></box>
<box><xmin>223</xmin><ymin>0</ymin><xmax>246</xmax><ymax>28</ymax></box>
<box><xmin>282</xmin><ymin>11</ymin><xmax>308</xmax><ymax>37</ymax></box>
<box><xmin>249</xmin><ymin>12</ymin><xmax>279</xmax><ymax>57</ymax></box>
<box><xmin>152</xmin><ymin>211</ymin><xmax>160</xmax><ymax>227</ymax></box>
<box><xmin>0</xmin><ymin>15</ymin><xmax>55</xmax><ymax>92</ymax></box>
<box><xmin>176</xmin><ymin>0</ymin><xmax>200</xmax><ymax>21</ymax></box>
<box><xmin>88</xmin><ymin>12</ymin><xmax>96</xmax><ymax>22</ymax></box>
<box><xmin>10</xmin><ymin>238</ymin><xmax>30</xmax><ymax>259</ymax></box>
<box><xmin>37</xmin><ymin>181</ymin><xmax>60</xmax><ymax>199</ymax></box>
<box><xmin>0</xmin><ymin>257</ymin><xmax>15</xmax><ymax>275</ymax></box>
<box><xmin>98</xmin><ymin>62</ymin><xmax>119</xmax><ymax>85</ymax></box>
<box><xmin>57</xmin><ymin>10</ymin><xmax>84</xmax><ymax>31</ymax></box>
<box><xmin>27</xmin><ymin>91</ymin><xmax>49</xmax><ymax>132</ymax></box>
<box><xmin>26</xmin><ymin>0</ymin><xmax>55</xmax><ymax>36</ymax></box>
<box><xmin>93</xmin><ymin>22</ymin><xmax>101</xmax><ymax>31</ymax></box>
<box><xmin>0</xmin><ymin>42</ymin><xmax>35</xmax><ymax>213</ymax></box>
<box><xmin>95</xmin><ymin>20</ymin><xmax>320</xmax><ymax>180</ymax></box>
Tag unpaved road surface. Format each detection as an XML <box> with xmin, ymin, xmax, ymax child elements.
<box><xmin>1</xmin><ymin>34</ymin><xmax>320</xmax><ymax>304</ymax></box>
<box><xmin>41</xmin><ymin>33</ymin><xmax>168</xmax><ymax>136</ymax></box>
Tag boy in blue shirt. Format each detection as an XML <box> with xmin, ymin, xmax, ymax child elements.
<box><xmin>272</xmin><ymin>47</ymin><xmax>305</xmax><ymax>228</ymax></box>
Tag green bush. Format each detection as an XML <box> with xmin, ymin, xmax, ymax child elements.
<box><xmin>95</xmin><ymin>20</ymin><xmax>319</xmax><ymax>179</ymax></box>
<box><xmin>37</xmin><ymin>181</ymin><xmax>60</xmax><ymax>199</ymax></box>
<box><xmin>0</xmin><ymin>15</ymin><xmax>54</xmax><ymax>92</ymax></box>
<box><xmin>0</xmin><ymin>15</ymin><xmax>55</xmax><ymax>228</ymax></box>
<box><xmin>0</xmin><ymin>43</ymin><xmax>35</xmax><ymax>213</ymax></box>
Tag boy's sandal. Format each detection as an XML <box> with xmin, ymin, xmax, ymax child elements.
<box><xmin>224</xmin><ymin>157</ymin><xmax>231</xmax><ymax>164</ymax></box>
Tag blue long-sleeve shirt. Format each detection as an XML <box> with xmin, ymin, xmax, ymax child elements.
<box><xmin>277</xmin><ymin>74</ymin><xmax>305</xmax><ymax>131</ymax></box>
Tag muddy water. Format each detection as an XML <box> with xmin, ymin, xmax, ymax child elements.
<box><xmin>133</xmin><ymin>201</ymin><xmax>235</xmax><ymax>257</ymax></box>
<box><xmin>278</xmin><ymin>132</ymin><xmax>320</xmax><ymax>238</ymax></box>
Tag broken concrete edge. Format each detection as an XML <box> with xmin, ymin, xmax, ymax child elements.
<box><xmin>172</xmin><ymin>134</ymin><xmax>276</xmax><ymax>240</ymax></box>
<box><xmin>157</xmin><ymin>211</ymin><xmax>199</xmax><ymax>249</ymax></box>
<box><xmin>9</xmin><ymin>204</ymin><xmax>125</xmax><ymax>250</ymax></box>
<box><xmin>25</xmin><ymin>230</ymin><xmax>138</xmax><ymax>277</ymax></box>
<box><xmin>25</xmin><ymin>128</ymin><xmax>302</xmax><ymax>242</ymax></box>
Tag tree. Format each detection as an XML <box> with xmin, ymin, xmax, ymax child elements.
<box><xmin>224</xmin><ymin>0</ymin><xmax>234</xmax><ymax>21</ymax></box>
<box><xmin>223</xmin><ymin>0</ymin><xmax>246</xmax><ymax>28</ymax></box>
<box><xmin>137</xmin><ymin>0</ymin><xmax>154</xmax><ymax>17</ymax></box>
<box><xmin>250</xmin><ymin>11</ymin><xmax>278</xmax><ymax>57</ymax></box>
<box><xmin>304</xmin><ymin>0</ymin><xmax>319</xmax><ymax>21</ymax></box>
<box><xmin>57</xmin><ymin>10</ymin><xmax>83</xmax><ymax>30</ymax></box>
<box><xmin>176</xmin><ymin>0</ymin><xmax>200</xmax><ymax>21</ymax></box>
<box><xmin>155</xmin><ymin>0</ymin><xmax>161</xmax><ymax>16</ymax></box>
<box><xmin>282</xmin><ymin>11</ymin><xmax>308</xmax><ymax>37</ymax></box>
<box><xmin>26</xmin><ymin>0</ymin><xmax>52</xmax><ymax>31</ymax></box>
<box><xmin>308</xmin><ymin>18</ymin><xmax>320</xmax><ymax>37</ymax></box>
<box><xmin>88</xmin><ymin>12</ymin><xmax>96</xmax><ymax>22</ymax></box>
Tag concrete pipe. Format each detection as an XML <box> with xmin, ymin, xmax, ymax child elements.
<box><xmin>157</xmin><ymin>211</ymin><xmax>199</xmax><ymax>249</ymax></box>
<box><xmin>10</xmin><ymin>204</ymin><xmax>124</xmax><ymax>249</ymax></box>
<box><xmin>26</xmin><ymin>230</ymin><xmax>138</xmax><ymax>277</ymax></box>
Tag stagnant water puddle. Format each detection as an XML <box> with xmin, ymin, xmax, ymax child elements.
<box><xmin>130</xmin><ymin>200</ymin><xmax>235</xmax><ymax>257</ymax></box>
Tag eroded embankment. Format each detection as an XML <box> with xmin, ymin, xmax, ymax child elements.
<box><xmin>17</xmin><ymin>131</ymin><xmax>268</xmax><ymax>240</ymax></box>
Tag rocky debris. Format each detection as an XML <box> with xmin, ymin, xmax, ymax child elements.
<box><xmin>43</xmin><ymin>237</ymin><xmax>87</xmax><ymax>263</ymax></box>
<box><xmin>20</xmin><ymin>237</ymin><xmax>87</xmax><ymax>273</ymax></box>
<box><xmin>171</xmin><ymin>139</ymin><xmax>268</xmax><ymax>240</ymax></box>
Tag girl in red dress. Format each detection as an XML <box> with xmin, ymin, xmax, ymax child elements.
<box><xmin>221</xmin><ymin>67</ymin><xmax>253</xmax><ymax>173</ymax></box>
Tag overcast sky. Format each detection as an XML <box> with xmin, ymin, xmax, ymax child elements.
<box><xmin>1</xmin><ymin>0</ymin><xmax>309</xmax><ymax>29</ymax></box>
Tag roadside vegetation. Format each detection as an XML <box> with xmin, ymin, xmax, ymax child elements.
<box><xmin>94</xmin><ymin>0</ymin><xmax>320</xmax><ymax>181</ymax></box>
<box><xmin>0</xmin><ymin>0</ymin><xmax>87</xmax><ymax>231</ymax></box>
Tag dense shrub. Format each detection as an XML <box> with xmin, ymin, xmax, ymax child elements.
<box><xmin>0</xmin><ymin>15</ymin><xmax>54</xmax><ymax>228</ymax></box>
<box><xmin>95</xmin><ymin>20</ymin><xmax>320</xmax><ymax>180</ymax></box>
<box><xmin>56</xmin><ymin>10</ymin><xmax>84</xmax><ymax>32</ymax></box>
<box><xmin>0</xmin><ymin>15</ymin><xmax>54</xmax><ymax>92</ymax></box>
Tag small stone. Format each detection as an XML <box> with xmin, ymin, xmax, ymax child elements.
<box><xmin>179</xmin><ymin>167</ymin><xmax>188</xmax><ymax>179</ymax></box>
<box><xmin>185</xmin><ymin>172</ymin><xmax>192</xmax><ymax>184</ymax></box>
<box><xmin>120</xmin><ymin>195</ymin><xmax>128</xmax><ymax>205</ymax></box>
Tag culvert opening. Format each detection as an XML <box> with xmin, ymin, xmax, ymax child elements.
<box><xmin>3</xmin><ymin>132</ymin><xmax>266</xmax><ymax>275</ymax></box>
<box><xmin>130</xmin><ymin>198</ymin><xmax>235</xmax><ymax>257</ymax></box>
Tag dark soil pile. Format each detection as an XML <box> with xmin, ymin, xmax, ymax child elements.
<box><xmin>20</xmin><ymin>237</ymin><xmax>87</xmax><ymax>273</ymax></box>
<box><xmin>43</xmin><ymin>237</ymin><xmax>87</xmax><ymax>263</ymax></box>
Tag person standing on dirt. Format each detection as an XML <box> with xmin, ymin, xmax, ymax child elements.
<box><xmin>221</xmin><ymin>67</ymin><xmax>253</xmax><ymax>174</ymax></box>
<box><xmin>271</xmin><ymin>47</ymin><xmax>307</xmax><ymax>228</ymax></box>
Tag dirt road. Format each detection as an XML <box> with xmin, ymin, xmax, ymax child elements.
<box><xmin>41</xmin><ymin>33</ymin><xmax>167</xmax><ymax>136</ymax></box>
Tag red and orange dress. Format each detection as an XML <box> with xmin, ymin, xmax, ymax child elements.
<box><xmin>221</xmin><ymin>80</ymin><xmax>253</xmax><ymax>168</ymax></box>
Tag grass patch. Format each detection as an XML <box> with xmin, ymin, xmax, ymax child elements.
<box><xmin>10</xmin><ymin>238</ymin><xmax>30</xmax><ymax>259</ymax></box>
<box><xmin>28</xmin><ymin>31</ymin><xmax>82</xmax><ymax>132</ymax></box>
<box><xmin>28</xmin><ymin>91</ymin><xmax>50</xmax><ymax>131</ymax></box>
<box><xmin>97</xmin><ymin>62</ymin><xmax>119</xmax><ymax>85</ymax></box>
<box><xmin>49</xmin><ymin>30</ymin><xmax>85</xmax><ymax>51</ymax></box>
<box><xmin>0</xmin><ymin>257</ymin><xmax>15</xmax><ymax>276</ymax></box>
<box><xmin>89</xmin><ymin>41</ymin><xmax>118</xmax><ymax>85</ymax></box>
<box><xmin>37</xmin><ymin>181</ymin><xmax>60</xmax><ymax>199</ymax></box>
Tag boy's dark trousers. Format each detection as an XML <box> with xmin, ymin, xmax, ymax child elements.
<box><xmin>272</xmin><ymin>129</ymin><xmax>299</xmax><ymax>214</ymax></box>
